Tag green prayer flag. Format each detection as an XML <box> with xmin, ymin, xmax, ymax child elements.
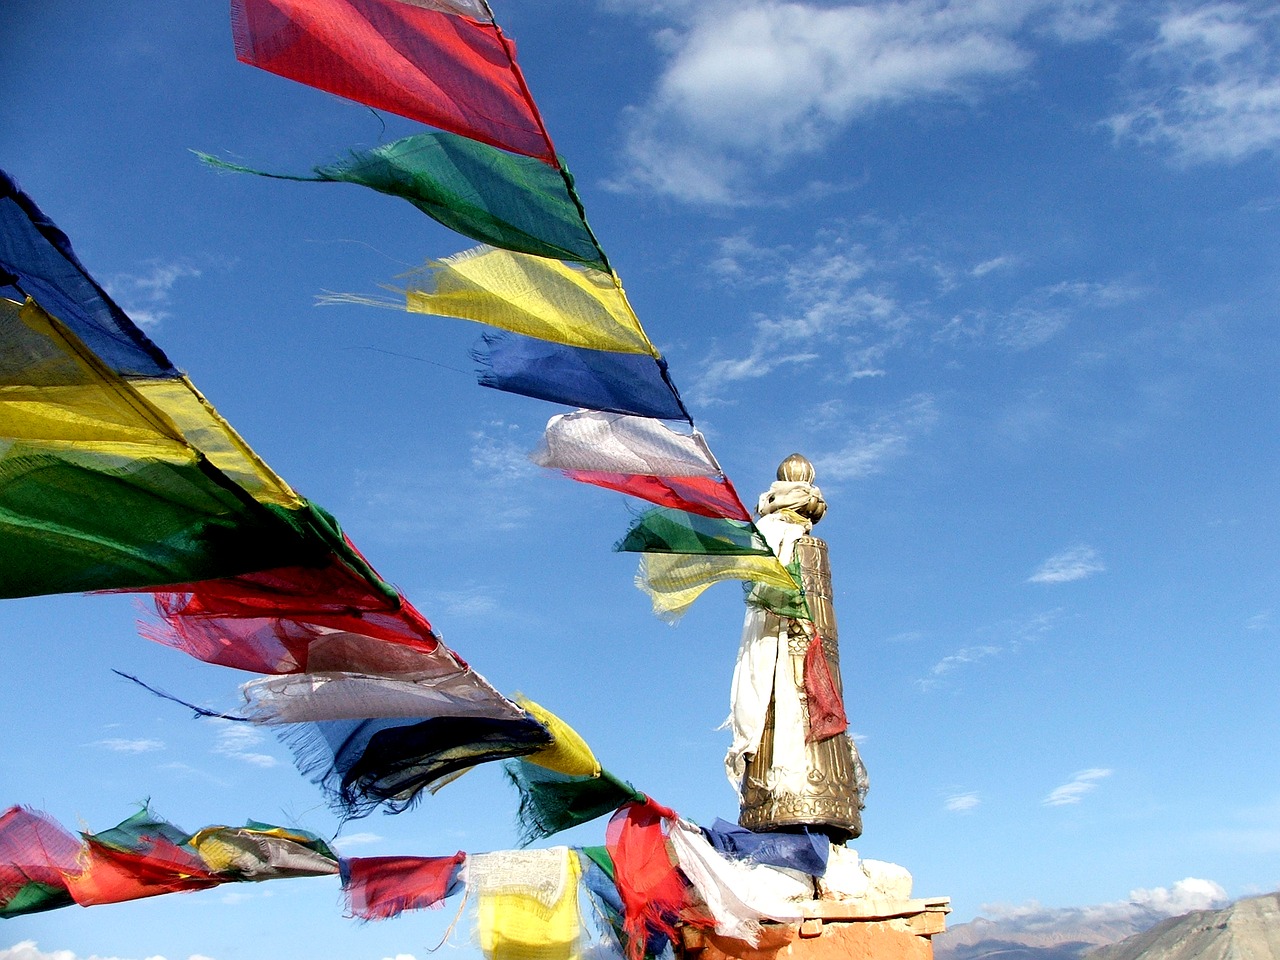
<box><xmin>197</xmin><ymin>133</ymin><xmax>608</xmax><ymax>269</ymax></box>
<box><xmin>615</xmin><ymin>508</ymin><xmax>772</xmax><ymax>556</ymax></box>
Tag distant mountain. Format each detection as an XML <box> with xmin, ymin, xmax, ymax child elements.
<box><xmin>1087</xmin><ymin>892</ymin><xmax>1280</xmax><ymax>960</ymax></box>
<box><xmin>935</xmin><ymin>914</ymin><xmax>1153</xmax><ymax>960</ymax></box>
<box><xmin>935</xmin><ymin>892</ymin><xmax>1280</xmax><ymax>960</ymax></box>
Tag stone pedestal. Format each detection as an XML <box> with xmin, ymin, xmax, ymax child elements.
<box><xmin>678</xmin><ymin>898</ymin><xmax>950</xmax><ymax>960</ymax></box>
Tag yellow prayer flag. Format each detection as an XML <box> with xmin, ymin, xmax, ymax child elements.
<box><xmin>517</xmin><ymin>697</ymin><xmax>602</xmax><ymax>778</ymax></box>
<box><xmin>404</xmin><ymin>247</ymin><xmax>658</xmax><ymax>356</ymax></box>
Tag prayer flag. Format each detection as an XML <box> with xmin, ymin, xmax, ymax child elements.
<box><xmin>615</xmin><ymin>509</ymin><xmax>770</xmax><ymax>556</ymax></box>
<box><xmin>507</xmin><ymin>763</ymin><xmax>643</xmax><ymax>846</ymax></box>
<box><xmin>189</xmin><ymin>823</ymin><xmax>339</xmax><ymax>880</ymax></box>
<box><xmin>341</xmin><ymin>852</ymin><xmax>465</xmax><ymax>920</ymax></box>
<box><xmin>398</xmin><ymin>247</ymin><xmax>657</xmax><ymax>355</ymax></box>
<box><xmin>198</xmin><ymin>134</ymin><xmax>605</xmax><ymax>269</ymax></box>
<box><xmin>532</xmin><ymin>411</ymin><xmax>717</xmax><ymax>477</ymax></box>
<box><xmin>564</xmin><ymin>472</ymin><xmax>750</xmax><ymax>521</ymax></box>
<box><xmin>285</xmin><ymin>712</ymin><xmax>554</xmax><ymax>819</ymax></box>
<box><xmin>231</xmin><ymin>0</ymin><xmax>557</xmax><ymax>163</ymax></box>
<box><xmin>473</xmin><ymin>332</ymin><xmax>688</xmax><ymax>421</ymax></box>
<box><xmin>472</xmin><ymin>847</ymin><xmax>583</xmax><ymax>960</ymax></box>
<box><xmin>605</xmin><ymin>800</ymin><xmax>688</xmax><ymax>960</ymax></box>
<box><xmin>636</xmin><ymin>553</ymin><xmax>804</xmax><ymax>623</ymax></box>
<box><xmin>0</xmin><ymin>807</ymin><xmax>80</xmax><ymax>918</ymax></box>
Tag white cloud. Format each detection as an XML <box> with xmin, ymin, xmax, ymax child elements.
<box><xmin>614</xmin><ymin>0</ymin><xmax>1037</xmax><ymax>202</ymax></box>
<box><xmin>1107</xmin><ymin>3</ymin><xmax>1280</xmax><ymax>164</ymax></box>
<box><xmin>690</xmin><ymin>231</ymin><xmax>912</xmax><ymax>404</ymax></box>
<box><xmin>0</xmin><ymin>943</ymin><xmax>216</xmax><ymax>960</ymax></box>
<box><xmin>979</xmin><ymin>877</ymin><xmax>1228</xmax><ymax>927</ymax></box>
<box><xmin>945</xmin><ymin>791</ymin><xmax>981</xmax><ymax>812</ymax></box>
<box><xmin>1028</xmin><ymin>545</ymin><xmax>1105</xmax><ymax>583</ymax></box>
<box><xmin>1042</xmin><ymin>767</ymin><xmax>1111</xmax><ymax>806</ymax></box>
<box><xmin>211</xmin><ymin>720</ymin><xmax>278</xmax><ymax>768</ymax></box>
<box><xmin>1244</xmin><ymin>610</ymin><xmax>1270</xmax><ymax>630</ymax></box>
<box><xmin>816</xmin><ymin>393</ymin><xmax>939</xmax><ymax>481</ymax></box>
<box><xmin>918</xmin><ymin>643</ymin><xmax>1002</xmax><ymax>690</ymax></box>
<box><xmin>103</xmin><ymin>262</ymin><xmax>201</xmax><ymax>327</ymax></box>
<box><xmin>334</xmin><ymin>831</ymin><xmax>383</xmax><ymax>847</ymax></box>
<box><xmin>971</xmin><ymin>255</ymin><xmax>1016</xmax><ymax>277</ymax></box>
<box><xmin>92</xmin><ymin>737</ymin><xmax>164</xmax><ymax>753</ymax></box>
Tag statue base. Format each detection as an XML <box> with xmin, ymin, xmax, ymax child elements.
<box><xmin>677</xmin><ymin>897</ymin><xmax>950</xmax><ymax>960</ymax></box>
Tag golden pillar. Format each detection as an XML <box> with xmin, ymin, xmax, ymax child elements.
<box><xmin>736</xmin><ymin>454</ymin><xmax>866</xmax><ymax>842</ymax></box>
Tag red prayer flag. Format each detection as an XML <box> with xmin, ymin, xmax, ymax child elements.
<box><xmin>65</xmin><ymin>838</ymin><xmax>221</xmax><ymax>906</ymax></box>
<box><xmin>0</xmin><ymin>807</ymin><xmax>81</xmax><ymax>900</ymax></box>
<box><xmin>342</xmin><ymin>852</ymin><xmax>465</xmax><ymax>920</ymax></box>
<box><xmin>232</xmin><ymin>0</ymin><xmax>557</xmax><ymax>164</ymax></box>
<box><xmin>605</xmin><ymin>799</ymin><xmax>691</xmax><ymax>960</ymax></box>
<box><xmin>565</xmin><ymin>471</ymin><xmax>752</xmax><ymax>522</ymax></box>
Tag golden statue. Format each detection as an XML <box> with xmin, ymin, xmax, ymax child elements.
<box><xmin>726</xmin><ymin>454</ymin><xmax>866</xmax><ymax>842</ymax></box>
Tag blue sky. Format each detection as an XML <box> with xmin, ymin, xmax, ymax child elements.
<box><xmin>3</xmin><ymin>0</ymin><xmax>1279</xmax><ymax>958</ymax></box>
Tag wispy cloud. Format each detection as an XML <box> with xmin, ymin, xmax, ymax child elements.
<box><xmin>103</xmin><ymin>261</ymin><xmax>201</xmax><ymax>327</ymax></box>
<box><xmin>919</xmin><ymin>643</ymin><xmax>1002</xmax><ymax>690</ymax></box>
<box><xmin>0</xmin><ymin>942</ymin><xmax>217</xmax><ymax>960</ymax></box>
<box><xmin>1029</xmin><ymin>545</ymin><xmax>1105</xmax><ymax>583</ymax></box>
<box><xmin>611</xmin><ymin>0</ymin><xmax>1038</xmax><ymax>202</ymax></box>
<box><xmin>690</xmin><ymin>231</ymin><xmax>910</xmax><ymax>404</ymax></box>
<box><xmin>1107</xmin><ymin>3</ymin><xmax>1280</xmax><ymax>164</ymax></box>
<box><xmin>1244</xmin><ymin>610</ymin><xmax>1270</xmax><ymax>630</ymax></box>
<box><xmin>971</xmin><ymin>255</ymin><xmax>1016</xmax><ymax>277</ymax></box>
<box><xmin>1042</xmin><ymin>767</ymin><xmax>1112</xmax><ymax>806</ymax></box>
<box><xmin>211</xmin><ymin>721</ymin><xmax>278</xmax><ymax>768</ymax></box>
<box><xmin>945</xmin><ymin>791</ymin><xmax>981</xmax><ymax>812</ymax></box>
<box><xmin>816</xmin><ymin>394</ymin><xmax>939</xmax><ymax>481</ymax></box>
<box><xmin>917</xmin><ymin>609</ymin><xmax>1060</xmax><ymax>690</ymax></box>
<box><xmin>979</xmin><ymin>877</ymin><xmax>1227</xmax><ymax>927</ymax></box>
<box><xmin>92</xmin><ymin>737</ymin><xmax>164</xmax><ymax>754</ymax></box>
<box><xmin>334</xmin><ymin>831</ymin><xmax>383</xmax><ymax>848</ymax></box>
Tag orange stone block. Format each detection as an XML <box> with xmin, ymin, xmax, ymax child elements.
<box><xmin>685</xmin><ymin>918</ymin><xmax>936</xmax><ymax>960</ymax></box>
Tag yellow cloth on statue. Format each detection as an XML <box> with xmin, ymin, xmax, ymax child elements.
<box><xmin>517</xmin><ymin>697</ymin><xmax>601</xmax><ymax>778</ymax></box>
<box><xmin>404</xmin><ymin>247</ymin><xmax>658</xmax><ymax>356</ymax></box>
<box><xmin>476</xmin><ymin>848</ymin><xmax>582</xmax><ymax>960</ymax></box>
<box><xmin>636</xmin><ymin>553</ymin><xmax>800</xmax><ymax>622</ymax></box>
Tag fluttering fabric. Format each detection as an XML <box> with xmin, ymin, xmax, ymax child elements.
<box><xmin>724</xmin><ymin>510</ymin><xmax>861</xmax><ymax>816</ymax></box>
<box><xmin>700</xmin><ymin>819</ymin><xmax>828</xmax><ymax>878</ymax></box>
<box><xmin>517</xmin><ymin>698</ymin><xmax>601</xmax><ymax>778</ymax></box>
<box><xmin>285</xmin><ymin>712</ymin><xmax>554</xmax><ymax>818</ymax></box>
<box><xmin>604</xmin><ymin>800</ymin><xmax>688</xmax><ymax>960</ymax></box>
<box><xmin>0</xmin><ymin>807</ymin><xmax>79</xmax><ymax>918</ymax></box>
<box><xmin>142</xmin><ymin>554</ymin><xmax>440</xmax><ymax>674</ymax></box>
<box><xmin>66</xmin><ymin>809</ymin><xmax>221</xmax><ymax>906</ymax></box>
<box><xmin>0</xmin><ymin>297</ymin><xmax>329</xmax><ymax>598</ymax></box>
<box><xmin>531</xmin><ymin>412</ymin><xmax>718</xmax><ymax>477</ymax></box>
<box><xmin>0</xmin><ymin>170</ymin><xmax>171</xmax><ymax>378</ymax></box>
<box><xmin>341</xmin><ymin>852</ymin><xmax>465</xmax><ymax>920</ymax></box>
<box><xmin>231</xmin><ymin>0</ymin><xmax>558</xmax><ymax>164</ymax></box>
<box><xmin>577</xmin><ymin>848</ymin><xmax>631</xmax><ymax>957</ymax></box>
<box><xmin>666</xmin><ymin>819</ymin><xmax>807</xmax><ymax>944</ymax></box>
<box><xmin>616</xmin><ymin>509</ymin><xmax>770</xmax><ymax>556</ymax></box>
<box><xmin>471</xmin><ymin>847</ymin><xmax>583</xmax><ymax>960</ymax></box>
<box><xmin>635</xmin><ymin>552</ymin><xmax>804</xmax><ymax>624</ymax></box>
<box><xmin>506</xmin><ymin>762</ymin><xmax>644</xmax><ymax>846</ymax></box>
<box><xmin>242</xmin><ymin>670</ymin><xmax>534</xmax><ymax>724</ymax></box>
<box><xmin>197</xmin><ymin>132</ymin><xmax>606</xmax><ymax>269</ymax></box>
<box><xmin>188</xmin><ymin>823</ymin><xmax>339</xmax><ymax>880</ymax></box>
<box><xmin>397</xmin><ymin>247</ymin><xmax>657</xmax><ymax>355</ymax></box>
<box><xmin>473</xmin><ymin>333</ymin><xmax>688</xmax><ymax>421</ymax></box>
<box><xmin>802</xmin><ymin>634</ymin><xmax>848</xmax><ymax>742</ymax></box>
<box><xmin>567</xmin><ymin>473</ymin><xmax>750</xmax><ymax>522</ymax></box>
